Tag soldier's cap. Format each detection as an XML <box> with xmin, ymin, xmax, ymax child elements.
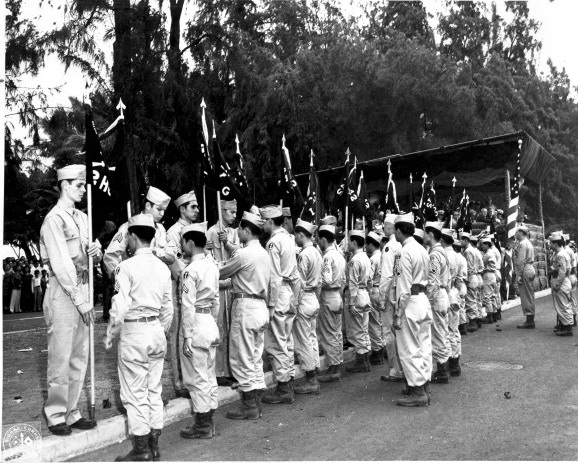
<box><xmin>175</xmin><ymin>191</ymin><xmax>198</xmax><ymax>208</ymax></box>
<box><xmin>366</xmin><ymin>231</ymin><xmax>381</xmax><ymax>245</ymax></box>
<box><xmin>424</xmin><ymin>221</ymin><xmax>444</xmax><ymax>232</ymax></box>
<box><xmin>394</xmin><ymin>212</ymin><xmax>414</xmax><ymax>225</ymax></box>
<box><xmin>549</xmin><ymin>231</ymin><xmax>564</xmax><ymax>242</ymax></box>
<box><xmin>260</xmin><ymin>205</ymin><xmax>283</xmax><ymax>219</ymax></box>
<box><xmin>516</xmin><ymin>225</ymin><xmax>529</xmax><ymax>235</ymax></box>
<box><xmin>441</xmin><ymin>228</ymin><xmax>455</xmax><ymax>242</ymax></box>
<box><xmin>295</xmin><ymin>218</ymin><xmax>317</xmax><ymax>235</ymax></box>
<box><xmin>146</xmin><ymin>186</ymin><xmax>171</xmax><ymax>209</ymax></box>
<box><xmin>220</xmin><ymin>199</ymin><xmax>237</xmax><ymax>210</ymax></box>
<box><xmin>241</xmin><ymin>211</ymin><xmax>265</xmax><ymax>230</ymax></box>
<box><xmin>374</xmin><ymin>224</ymin><xmax>384</xmax><ymax>235</ymax></box>
<box><xmin>497</xmin><ymin>209</ymin><xmax>504</xmax><ymax>214</ymax></box>
<box><xmin>128</xmin><ymin>213</ymin><xmax>155</xmax><ymax>231</ymax></box>
<box><xmin>563</xmin><ymin>233</ymin><xmax>570</xmax><ymax>241</ymax></box>
<box><xmin>414</xmin><ymin>229</ymin><xmax>425</xmax><ymax>239</ymax></box>
<box><xmin>249</xmin><ymin>205</ymin><xmax>261</xmax><ymax>216</ymax></box>
<box><xmin>460</xmin><ymin>231</ymin><xmax>472</xmax><ymax>240</ymax></box>
<box><xmin>481</xmin><ymin>235</ymin><xmax>493</xmax><ymax>244</ymax></box>
<box><xmin>349</xmin><ymin>230</ymin><xmax>365</xmax><ymax>239</ymax></box>
<box><xmin>320</xmin><ymin>215</ymin><xmax>337</xmax><ymax>226</ymax></box>
<box><xmin>470</xmin><ymin>234</ymin><xmax>479</xmax><ymax>243</ymax></box>
<box><xmin>182</xmin><ymin>221</ymin><xmax>208</xmax><ymax>236</ymax></box>
<box><xmin>319</xmin><ymin>224</ymin><xmax>335</xmax><ymax>236</ymax></box>
<box><xmin>282</xmin><ymin>207</ymin><xmax>292</xmax><ymax>217</ymax></box>
<box><xmin>57</xmin><ymin>164</ymin><xmax>86</xmax><ymax>182</ymax></box>
<box><xmin>384</xmin><ymin>214</ymin><xmax>398</xmax><ymax>225</ymax></box>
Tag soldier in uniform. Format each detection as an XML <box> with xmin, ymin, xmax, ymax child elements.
<box><xmin>470</xmin><ymin>235</ymin><xmax>485</xmax><ymax>328</ymax></box>
<box><xmin>488</xmin><ymin>237</ymin><xmax>503</xmax><ymax>320</ymax></box>
<box><xmin>461</xmin><ymin>232</ymin><xmax>480</xmax><ymax>333</ymax></box>
<box><xmin>413</xmin><ymin>229</ymin><xmax>425</xmax><ymax>246</ymax></box>
<box><xmin>379</xmin><ymin>214</ymin><xmax>404</xmax><ymax>382</ymax></box>
<box><xmin>104</xmin><ymin>214</ymin><xmax>173</xmax><ymax>461</ymax></box>
<box><xmin>260</xmin><ymin>205</ymin><xmax>300</xmax><ymax>404</ymax></box>
<box><xmin>219</xmin><ymin>212</ymin><xmax>271</xmax><ymax>420</ymax></box>
<box><xmin>392</xmin><ymin>213</ymin><xmax>432</xmax><ymax>407</ymax></box>
<box><xmin>424</xmin><ymin>222</ymin><xmax>451</xmax><ymax>385</ymax></box>
<box><xmin>282</xmin><ymin>207</ymin><xmax>295</xmax><ymax>235</ymax></box>
<box><xmin>166</xmin><ymin>191</ymin><xmax>199</xmax><ymax>398</ymax></box>
<box><xmin>103</xmin><ymin>186</ymin><xmax>175</xmax><ymax>276</ymax></box>
<box><xmin>514</xmin><ymin>225</ymin><xmax>536</xmax><ymax>329</ymax></box>
<box><xmin>316</xmin><ymin>225</ymin><xmax>347</xmax><ymax>382</ymax></box>
<box><xmin>179</xmin><ymin>223</ymin><xmax>220</xmax><ymax>440</ymax></box>
<box><xmin>41</xmin><ymin>164</ymin><xmax>101</xmax><ymax>435</ymax></box>
<box><xmin>206</xmin><ymin>199</ymin><xmax>240</xmax><ymax>385</ymax></box>
<box><xmin>344</xmin><ymin>230</ymin><xmax>373</xmax><ymax>373</ymax></box>
<box><xmin>563</xmin><ymin>234</ymin><xmax>577</xmax><ymax>326</ymax></box>
<box><xmin>292</xmin><ymin>218</ymin><xmax>323</xmax><ymax>395</ymax></box>
<box><xmin>453</xmin><ymin>238</ymin><xmax>468</xmax><ymax>337</ymax></box>
<box><xmin>366</xmin><ymin>231</ymin><xmax>386</xmax><ymax>365</ymax></box>
<box><xmin>480</xmin><ymin>235</ymin><xmax>499</xmax><ymax>324</ymax></box>
<box><xmin>549</xmin><ymin>232</ymin><xmax>573</xmax><ymax>336</ymax></box>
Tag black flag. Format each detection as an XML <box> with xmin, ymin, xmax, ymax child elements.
<box><xmin>301</xmin><ymin>150</ymin><xmax>319</xmax><ymax>222</ymax></box>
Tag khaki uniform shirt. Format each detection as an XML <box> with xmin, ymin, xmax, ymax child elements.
<box><xmin>379</xmin><ymin>234</ymin><xmax>402</xmax><ymax>305</ymax></box>
<box><xmin>428</xmin><ymin>243</ymin><xmax>450</xmax><ymax>297</ymax></box>
<box><xmin>321</xmin><ymin>247</ymin><xmax>346</xmax><ymax>290</ymax></box>
<box><xmin>347</xmin><ymin>249</ymin><xmax>372</xmax><ymax>300</ymax></box>
<box><xmin>166</xmin><ymin>218</ymin><xmax>192</xmax><ymax>280</ymax></box>
<box><xmin>266</xmin><ymin>228</ymin><xmax>299</xmax><ymax>307</ymax></box>
<box><xmin>297</xmin><ymin>242</ymin><xmax>322</xmax><ymax>292</ymax></box>
<box><xmin>455</xmin><ymin>251</ymin><xmax>467</xmax><ymax>288</ymax></box>
<box><xmin>463</xmin><ymin>245</ymin><xmax>478</xmax><ymax>279</ymax></box>
<box><xmin>514</xmin><ymin>238</ymin><xmax>534</xmax><ymax>276</ymax></box>
<box><xmin>483</xmin><ymin>250</ymin><xmax>498</xmax><ymax>273</ymax></box>
<box><xmin>444</xmin><ymin>247</ymin><xmax>458</xmax><ymax>285</ymax></box>
<box><xmin>207</xmin><ymin>222</ymin><xmax>239</xmax><ymax>263</ymax></box>
<box><xmin>394</xmin><ymin>236</ymin><xmax>429</xmax><ymax>316</ymax></box>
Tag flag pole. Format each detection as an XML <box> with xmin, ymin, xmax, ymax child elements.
<box><xmin>87</xmin><ymin>183</ymin><xmax>96</xmax><ymax>422</ymax></box>
<box><xmin>203</xmin><ymin>185</ymin><xmax>207</xmax><ymax>222</ymax></box>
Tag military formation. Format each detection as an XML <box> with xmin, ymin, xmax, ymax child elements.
<box><xmin>38</xmin><ymin>164</ymin><xmax>577</xmax><ymax>461</ymax></box>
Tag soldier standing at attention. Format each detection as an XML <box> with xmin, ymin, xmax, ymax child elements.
<box><xmin>460</xmin><ymin>232</ymin><xmax>479</xmax><ymax>333</ymax></box>
<box><xmin>260</xmin><ymin>205</ymin><xmax>301</xmax><ymax>405</ymax></box>
<box><xmin>480</xmin><ymin>235</ymin><xmax>498</xmax><ymax>324</ymax></box>
<box><xmin>104</xmin><ymin>214</ymin><xmax>173</xmax><ymax>461</ymax></box>
<box><xmin>366</xmin><ymin>231</ymin><xmax>386</xmax><ymax>365</ymax></box>
<box><xmin>549</xmin><ymin>232</ymin><xmax>573</xmax><ymax>336</ymax></box>
<box><xmin>344</xmin><ymin>230</ymin><xmax>373</xmax><ymax>373</ymax></box>
<box><xmin>292</xmin><ymin>218</ymin><xmax>323</xmax><ymax>395</ymax></box>
<box><xmin>392</xmin><ymin>213</ymin><xmax>432</xmax><ymax>407</ymax></box>
<box><xmin>470</xmin><ymin>235</ymin><xmax>484</xmax><ymax>329</ymax></box>
<box><xmin>562</xmin><ymin>234</ymin><xmax>577</xmax><ymax>326</ymax></box>
<box><xmin>166</xmin><ymin>191</ymin><xmax>199</xmax><ymax>399</ymax></box>
<box><xmin>453</xmin><ymin>238</ymin><xmax>468</xmax><ymax>337</ymax></box>
<box><xmin>316</xmin><ymin>225</ymin><xmax>347</xmax><ymax>383</ymax></box>
<box><xmin>219</xmin><ymin>212</ymin><xmax>271</xmax><ymax>420</ymax></box>
<box><xmin>488</xmin><ymin>237</ymin><xmax>503</xmax><ymax>320</ymax></box>
<box><xmin>514</xmin><ymin>225</ymin><xmax>536</xmax><ymax>329</ymax></box>
<box><xmin>179</xmin><ymin>222</ymin><xmax>220</xmax><ymax>440</ymax></box>
<box><xmin>40</xmin><ymin>164</ymin><xmax>102</xmax><ymax>436</ymax></box>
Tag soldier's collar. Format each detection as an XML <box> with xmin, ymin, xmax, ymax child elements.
<box><xmin>57</xmin><ymin>199</ymin><xmax>76</xmax><ymax>211</ymax></box>
<box><xmin>134</xmin><ymin>248</ymin><xmax>153</xmax><ymax>256</ymax></box>
<box><xmin>178</xmin><ymin>218</ymin><xmax>191</xmax><ymax>226</ymax></box>
<box><xmin>271</xmin><ymin>228</ymin><xmax>286</xmax><ymax>237</ymax></box>
<box><xmin>191</xmin><ymin>253</ymin><xmax>206</xmax><ymax>262</ymax></box>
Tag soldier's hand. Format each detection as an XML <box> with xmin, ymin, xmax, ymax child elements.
<box><xmin>217</xmin><ymin>231</ymin><xmax>228</xmax><ymax>244</ymax></box>
<box><xmin>393</xmin><ymin>315</ymin><xmax>402</xmax><ymax>330</ymax></box>
<box><xmin>103</xmin><ymin>335</ymin><xmax>113</xmax><ymax>350</ymax></box>
<box><xmin>205</xmin><ymin>240</ymin><xmax>215</xmax><ymax>251</ymax></box>
<box><xmin>87</xmin><ymin>241</ymin><xmax>101</xmax><ymax>258</ymax></box>
<box><xmin>184</xmin><ymin>338</ymin><xmax>194</xmax><ymax>357</ymax></box>
<box><xmin>81</xmin><ymin>308</ymin><xmax>95</xmax><ymax>326</ymax></box>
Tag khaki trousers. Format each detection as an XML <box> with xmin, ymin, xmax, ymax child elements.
<box><xmin>429</xmin><ymin>290</ymin><xmax>451</xmax><ymax>365</ymax></box>
<box><xmin>230</xmin><ymin>298</ymin><xmax>269</xmax><ymax>392</ymax></box>
<box><xmin>344</xmin><ymin>307</ymin><xmax>370</xmax><ymax>355</ymax></box>
<box><xmin>552</xmin><ymin>279</ymin><xmax>573</xmax><ymax>325</ymax></box>
<box><xmin>265</xmin><ymin>285</ymin><xmax>296</xmax><ymax>382</ymax></box>
<box><xmin>382</xmin><ymin>302</ymin><xmax>404</xmax><ymax>377</ymax></box>
<box><xmin>368</xmin><ymin>288</ymin><xmax>385</xmax><ymax>350</ymax></box>
<box><xmin>293</xmin><ymin>292</ymin><xmax>320</xmax><ymax>372</ymax></box>
<box><xmin>569</xmin><ymin>275</ymin><xmax>577</xmax><ymax>315</ymax></box>
<box><xmin>465</xmin><ymin>275</ymin><xmax>479</xmax><ymax>321</ymax></box>
<box><xmin>168</xmin><ymin>281</ymin><xmax>185</xmax><ymax>390</ymax></box>
<box><xmin>396</xmin><ymin>294</ymin><xmax>432</xmax><ymax>387</ymax></box>
<box><xmin>476</xmin><ymin>275</ymin><xmax>485</xmax><ymax>318</ymax></box>
<box><xmin>317</xmin><ymin>291</ymin><xmax>343</xmax><ymax>367</ymax></box>
<box><xmin>43</xmin><ymin>276</ymin><xmax>89</xmax><ymax>426</ymax></box>
<box><xmin>118</xmin><ymin>320</ymin><xmax>166</xmax><ymax>436</ymax></box>
<box><xmin>482</xmin><ymin>272</ymin><xmax>497</xmax><ymax>314</ymax></box>
<box><xmin>216</xmin><ymin>288</ymin><xmax>233</xmax><ymax>377</ymax></box>
<box><xmin>448</xmin><ymin>306</ymin><xmax>461</xmax><ymax>358</ymax></box>
<box><xmin>520</xmin><ymin>275</ymin><xmax>536</xmax><ymax>316</ymax></box>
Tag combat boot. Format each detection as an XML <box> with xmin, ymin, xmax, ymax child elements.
<box><xmin>400</xmin><ymin>378</ymin><xmax>410</xmax><ymax>396</ymax></box>
<box><xmin>148</xmin><ymin>429</ymin><xmax>161</xmax><ymax>461</ymax></box>
<box><xmin>346</xmin><ymin>353</ymin><xmax>371</xmax><ymax>373</ymax></box>
<box><xmin>556</xmin><ymin>325</ymin><xmax>573</xmax><ymax>337</ymax></box>
<box><xmin>318</xmin><ymin>364</ymin><xmax>341</xmax><ymax>382</ymax></box>
<box><xmin>483</xmin><ymin>314</ymin><xmax>494</xmax><ymax>324</ymax></box>
<box><xmin>492</xmin><ymin>312</ymin><xmax>499</xmax><ymax>323</ymax></box>
<box><xmin>115</xmin><ymin>434</ymin><xmax>152</xmax><ymax>461</ymax></box>
<box><xmin>476</xmin><ymin>317</ymin><xmax>483</xmax><ymax>328</ymax></box>
<box><xmin>496</xmin><ymin>308</ymin><xmax>502</xmax><ymax>320</ymax></box>
<box><xmin>209</xmin><ymin>409</ymin><xmax>216</xmax><ymax>435</ymax></box>
<box><xmin>516</xmin><ymin>315</ymin><xmax>535</xmax><ymax>329</ymax></box>
<box><xmin>554</xmin><ymin>318</ymin><xmax>561</xmax><ymax>333</ymax></box>
<box><xmin>431</xmin><ymin>361</ymin><xmax>450</xmax><ymax>384</ymax></box>
<box><xmin>293</xmin><ymin>370</ymin><xmax>320</xmax><ymax>395</ymax></box>
<box><xmin>466</xmin><ymin>320</ymin><xmax>478</xmax><ymax>332</ymax></box>
<box><xmin>261</xmin><ymin>381</ymin><xmax>295</xmax><ymax>404</ymax></box>
<box><xmin>458</xmin><ymin>323</ymin><xmax>467</xmax><ymax>336</ymax></box>
<box><xmin>226</xmin><ymin>390</ymin><xmax>260</xmax><ymax>420</ymax></box>
<box><xmin>396</xmin><ymin>384</ymin><xmax>429</xmax><ymax>407</ymax></box>
<box><xmin>369</xmin><ymin>348</ymin><xmax>385</xmax><ymax>365</ymax></box>
<box><xmin>254</xmin><ymin>390</ymin><xmax>263</xmax><ymax>418</ymax></box>
<box><xmin>424</xmin><ymin>381</ymin><xmax>432</xmax><ymax>405</ymax></box>
<box><xmin>180</xmin><ymin>412</ymin><xmax>213</xmax><ymax>439</ymax></box>
<box><xmin>448</xmin><ymin>356</ymin><xmax>461</xmax><ymax>377</ymax></box>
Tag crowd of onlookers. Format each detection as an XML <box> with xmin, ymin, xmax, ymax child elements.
<box><xmin>2</xmin><ymin>257</ymin><xmax>50</xmax><ymax>313</ymax></box>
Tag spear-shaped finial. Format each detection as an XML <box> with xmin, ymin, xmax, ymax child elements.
<box><xmin>212</xmin><ymin>119</ymin><xmax>216</xmax><ymax>138</ymax></box>
<box><xmin>282</xmin><ymin>133</ymin><xmax>286</xmax><ymax>148</ymax></box>
<box><xmin>200</xmin><ymin>98</ymin><xmax>209</xmax><ymax>151</ymax></box>
<box><xmin>310</xmin><ymin>149</ymin><xmax>314</xmax><ymax>167</ymax></box>
<box><xmin>452</xmin><ymin>176</ymin><xmax>457</xmax><ymax>188</ymax></box>
<box><xmin>235</xmin><ymin>133</ymin><xmax>241</xmax><ymax>154</ymax></box>
<box><xmin>409</xmin><ymin>172</ymin><xmax>413</xmax><ymax>183</ymax></box>
<box><xmin>387</xmin><ymin>159</ymin><xmax>392</xmax><ymax>174</ymax></box>
<box><xmin>116</xmin><ymin>98</ymin><xmax>126</xmax><ymax>118</ymax></box>
<box><xmin>422</xmin><ymin>172</ymin><xmax>428</xmax><ymax>180</ymax></box>
<box><xmin>200</xmin><ymin>97</ymin><xmax>206</xmax><ymax>109</ymax></box>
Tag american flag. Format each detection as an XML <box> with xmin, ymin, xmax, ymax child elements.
<box><xmin>503</xmin><ymin>248</ymin><xmax>513</xmax><ymax>299</ymax></box>
<box><xmin>507</xmin><ymin>139</ymin><xmax>523</xmax><ymax>238</ymax></box>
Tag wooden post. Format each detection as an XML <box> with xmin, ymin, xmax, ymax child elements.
<box><xmin>504</xmin><ymin>169</ymin><xmax>511</xmax><ymax>205</ymax></box>
<box><xmin>538</xmin><ymin>183</ymin><xmax>549</xmax><ymax>287</ymax></box>
<box><xmin>87</xmin><ymin>184</ymin><xmax>96</xmax><ymax>421</ymax></box>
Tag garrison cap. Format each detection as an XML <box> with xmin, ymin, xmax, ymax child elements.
<box><xmin>242</xmin><ymin>211</ymin><xmax>265</xmax><ymax>230</ymax></box>
<box><xmin>384</xmin><ymin>214</ymin><xmax>398</xmax><ymax>225</ymax></box>
<box><xmin>549</xmin><ymin>231</ymin><xmax>563</xmax><ymax>242</ymax></box>
<box><xmin>319</xmin><ymin>225</ymin><xmax>335</xmax><ymax>235</ymax></box>
<box><xmin>470</xmin><ymin>234</ymin><xmax>479</xmax><ymax>243</ymax></box>
<box><xmin>175</xmin><ymin>191</ymin><xmax>198</xmax><ymax>208</ymax></box>
<box><xmin>57</xmin><ymin>164</ymin><xmax>86</xmax><ymax>182</ymax></box>
<box><xmin>295</xmin><ymin>218</ymin><xmax>317</xmax><ymax>235</ymax></box>
<box><xmin>146</xmin><ymin>186</ymin><xmax>171</xmax><ymax>209</ymax></box>
<box><xmin>441</xmin><ymin>228</ymin><xmax>455</xmax><ymax>243</ymax></box>
<box><xmin>367</xmin><ymin>231</ymin><xmax>381</xmax><ymax>245</ymax></box>
<box><xmin>282</xmin><ymin>207</ymin><xmax>292</xmax><ymax>217</ymax></box>
<box><xmin>563</xmin><ymin>233</ymin><xmax>570</xmax><ymax>241</ymax></box>
<box><xmin>249</xmin><ymin>205</ymin><xmax>261</xmax><ymax>216</ymax></box>
<box><xmin>260</xmin><ymin>205</ymin><xmax>283</xmax><ymax>219</ymax></box>
<box><xmin>425</xmin><ymin>221</ymin><xmax>444</xmax><ymax>232</ymax></box>
<box><xmin>460</xmin><ymin>231</ymin><xmax>471</xmax><ymax>240</ymax></box>
<box><xmin>394</xmin><ymin>212</ymin><xmax>414</xmax><ymax>225</ymax></box>
<box><xmin>414</xmin><ymin>229</ymin><xmax>425</xmax><ymax>240</ymax></box>
<box><xmin>516</xmin><ymin>225</ymin><xmax>529</xmax><ymax>235</ymax></box>
<box><xmin>220</xmin><ymin>199</ymin><xmax>237</xmax><ymax>210</ymax></box>
<box><xmin>182</xmin><ymin>222</ymin><xmax>207</xmax><ymax>235</ymax></box>
<box><xmin>349</xmin><ymin>230</ymin><xmax>365</xmax><ymax>239</ymax></box>
<box><xmin>320</xmin><ymin>215</ymin><xmax>337</xmax><ymax>226</ymax></box>
<box><xmin>128</xmin><ymin>213</ymin><xmax>155</xmax><ymax>231</ymax></box>
<box><xmin>481</xmin><ymin>235</ymin><xmax>493</xmax><ymax>244</ymax></box>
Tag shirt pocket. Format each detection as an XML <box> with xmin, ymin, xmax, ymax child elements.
<box><xmin>64</xmin><ymin>226</ymin><xmax>81</xmax><ymax>259</ymax></box>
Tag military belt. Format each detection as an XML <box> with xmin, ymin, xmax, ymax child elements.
<box><xmin>303</xmin><ymin>289</ymin><xmax>317</xmax><ymax>293</ymax></box>
<box><xmin>571</xmin><ymin>268</ymin><xmax>577</xmax><ymax>276</ymax></box>
<box><xmin>195</xmin><ymin>308</ymin><xmax>212</xmax><ymax>314</ymax></box>
<box><xmin>410</xmin><ymin>284</ymin><xmax>426</xmax><ymax>295</ymax></box>
<box><xmin>125</xmin><ymin>316</ymin><xmax>158</xmax><ymax>323</ymax></box>
<box><xmin>233</xmin><ymin>293</ymin><xmax>264</xmax><ymax>300</ymax></box>
<box><xmin>321</xmin><ymin>288</ymin><xmax>341</xmax><ymax>292</ymax></box>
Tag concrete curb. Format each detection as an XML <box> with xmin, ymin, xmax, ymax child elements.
<box><xmin>500</xmin><ymin>288</ymin><xmax>550</xmax><ymax>312</ymax></box>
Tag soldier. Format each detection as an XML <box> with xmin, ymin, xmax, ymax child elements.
<box><xmin>259</xmin><ymin>205</ymin><xmax>300</xmax><ymax>404</ymax></box>
<box><xmin>207</xmin><ymin>199</ymin><xmax>240</xmax><ymax>385</ymax></box>
<box><xmin>292</xmin><ymin>218</ymin><xmax>323</xmax><ymax>394</ymax></box>
<box><xmin>453</xmin><ymin>238</ymin><xmax>468</xmax><ymax>337</ymax></box>
<box><xmin>413</xmin><ymin>229</ymin><xmax>425</xmax><ymax>246</ymax></box>
<box><xmin>461</xmin><ymin>232</ymin><xmax>480</xmax><ymax>333</ymax></box>
<box><xmin>104</xmin><ymin>214</ymin><xmax>173</xmax><ymax>461</ymax></box>
<box><xmin>282</xmin><ymin>207</ymin><xmax>295</xmax><ymax>234</ymax></box>
<box><xmin>470</xmin><ymin>235</ymin><xmax>485</xmax><ymax>328</ymax></box>
<box><xmin>424</xmin><ymin>222</ymin><xmax>451</xmax><ymax>385</ymax></box>
<box><xmin>219</xmin><ymin>212</ymin><xmax>271</xmax><ymax>420</ymax></box>
<box><xmin>392</xmin><ymin>213</ymin><xmax>432</xmax><ymax>407</ymax></box>
<box><xmin>316</xmin><ymin>225</ymin><xmax>347</xmax><ymax>382</ymax></box>
<box><xmin>563</xmin><ymin>234</ymin><xmax>577</xmax><ymax>326</ymax></box>
<box><xmin>166</xmin><ymin>191</ymin><xmax>199</xmax><ymax>398</ymax></box>
<box><xmin>379</xmin><ymin>214</ymin><xmax>404</xmax><ymax>383</ymax></box>
<box><xmin>319</xmin><ymin>215</ymin><xmax>341</xmax><ymax>254</ymax></box>
<box><xmin>480</xmin><ymin>235</ymin><xmax>499</xmax><ymax>324</ymax></box>
<box><xmin>179</xmin><ymin>223</ymin><xmax>220</xmax><ymax>440</ymax></box>
<box><xmin>549</xmin><ymin>232</ymin><xmax>573</xmax><ymax>336</ymax></box>
<box><xmin>344</xmin><ymin>230</ymin><xmax>373</xmax><ymax>373</ymax></box>
<box><xmin>103</xmin><ymin>186</ymin><xmax>175</xmax><ymax>276</ymax></box>
<box><xmin>40</xmin><ymin>164</ymin><xmax>101</xmax><ymax>436</ymax></box>
<box><xmin>487</xmin><ymin>237</ymin><xmax>503</xmax><ymax>320</ymax></box>
<box><xmin>366</xmin><ymin>231</ymin><xmax>386</xmax><ymax>365</ymax></box>
<box><xmin>514</xmin><ymin>225</ymin><xmax>536</xmax><ymax>329</ymax></box>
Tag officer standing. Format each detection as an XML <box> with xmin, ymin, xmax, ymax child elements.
<box><xmin>461</xmin><ymin>232</ymin><xmax>479</xmax><ymax>333</ymax></box>
<box><xmin>514</xmin><ymin>225</ymin><xmax>536</xmax><ymax>329</ymax></box>
<box><xmin>179</xmin><ymin>223</ymin><xmax>220</xmax><ymax>440</ymax></box>
<box><xmin>366</xmin><ymin>231</ymin><xmax>386</xmax><ymax>365</ymax></box>
<box><xmin>344</xmin><ymin>230</ymin><xmax>373</xmax><ymax>373</ymax></box>
<box><xmin>392</xmin><ymin>213</ymin><xmax>432</xmax><ymax>407</ymax></box>
<box><xmin>316</xmin><ymin>225</ymin><xmax>346</xmax><ymax>383</ymax></box>
<box><xmin>104</xmin><ymin>214</ymin><xmax>173</xmax><ymax>461</ymax></box>
<box><xmin>166</xmin><ymin>191</ymin><xmax>199</xmax><ymax>398</ymax></box>
<box><xmin>549</xmin><ymin>232</ymin><xmax>573</xmax><ymax>336</ymax></box>
<box><xmin>219</xmin><ymin>212</ymin><xmax>271</xmax><ymax>420</ymax></box>
<box><xmin>292</xmin><ymin>218</ymin><xmax>323</xmax><ymax>395</ymax></box>
<box><xmin>480</xmin><ymin>235</ymin><xmax>498</xmax><ymax>324</ymax></box>
<box><xmin>40</xmin><ymin>164</ymin><xmax>101</xmax><ymax>435</ymax></box>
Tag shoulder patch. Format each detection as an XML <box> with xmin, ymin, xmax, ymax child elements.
<box><xmin>183</xmin><ymin>271</ymin><xmax>189</xmax><ymax>280</ymax></box>
<box><xmin>385</xmin><ymin>246</ymin><xmax>389</xmax><ymax>253</ymax></box>
<box><xmin>268</xmin><ymin>242</ymin><xmax>275</xmax><ymax>250</ymax></box>
<box><xmin>115</xmin><ymin>266</ymin><xmax>121</xmax><ymax>275</ymax></box>
<box><xmin>183</xmin><ymin>284</ymin><xmax>189</xmax><ymax>293</ymax></box>
<box><xmin>430</xmin><ymin>265</ymin><xmax>437</xmax><ymax>274</ymax></box>
<box><xmin>114</xmin><ymin>231</ymin><xmax>123</xmax><ymax>244</ymax></box>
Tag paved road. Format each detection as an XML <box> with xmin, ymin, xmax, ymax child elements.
<box><xmin>74</xmin><ymin>296</ymin><xmax>578</xmax><ymax>461</ymax></box>
<box><xmin>2</xmin><ymin>307</ymin><xmax>104</xmax><ymax>333</ymax></box>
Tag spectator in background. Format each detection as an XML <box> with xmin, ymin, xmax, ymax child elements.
<box><xmin>3</xmin><ymin>261</ymin><xmax>14</xmax><ymax>313</ymax></box>
<box><xmin>21</xmin><ymin>266</ymin><xmax>33</xmax><ymax>312</ymax></box>
<box><xmin>33</xmin><ymin>270</ymin><xmax>43</xmax><ymax>311</ymax></box>
<box><xmin>41</xmin><ymin>270</ymin><xmax>48</xmax><ymax>305</ymax></box>
<box><xmin>10</xmin><ymin>263</ymin><xmax>22</xmax><ymax>313</ymax></box>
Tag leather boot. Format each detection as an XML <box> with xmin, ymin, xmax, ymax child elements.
<box><xmin>448</xmin><ymin>356</ymin><xmax>461</xmax><ymax>377</ymax></box>
<box><xmin>466</xmin><ymin>320</ymin><xmax>478</xmax><ymax>332</ymax></box>
<box><xmin>424</xmin><ymin>381</ymin><xmax>431</xmax><ymax>405</ymax></box>
<box><xmin>261</xmin><ymin>381</ymin><xmax>295</xmax><ymax>404</ymax></box>
<box><xmin>554</xmin><ymin>318</ymin><xmax>561</xmax><ymax>332</ymax></box>
<box><xmin>431</xmin><ymin>361</ymin><xmax>450</xmax><ymax>384</ymax></box>
<box><xmin>346</xmin><ymin>353</ymin><xmax>370</xmax><ymax>373</ymax></box>
<box><xmin>492</xmin><ymin>312</ymin><xmax>499</xmax><ymax>323</ymax></box>
<box><xmin>400</xmin><ymin>378</ymin><xmax>410</xmax><ymax>396</ymax></box>
<box><xmin>254</xmin><ymin>390</ymin><xmax>263</xmax><ymax>418</ymax></box>
<box><xmin>115</xmin><ymin>434</ymin><xmax>152</xmax><ymax>461</ymax></box>
<box><xmin>226</xmin><ymin>390</ymin><xmax>260</xmax><ymax>420</ymax></box>
<box><xmin>476</xmin><ymin>317</ymin><xmax>483</xmax><ymax>328</ymax></box>
<box><xmin>318</xmin><ymin>364</ymin><xmax>341</xmax><ymax>382</ymax></box>
<box><xmin>556</xmin><ymin>324</ymin><xmax>573</xmax><ymax>337</ymax></box>
<box><xmin>294</xmin><ymin>370</ymin><xmax>320</xmax><ymax>395</ymax></box>
<box><xmin>496</xmin><ymin>308</ymin><xmax>502</xmax><ymax>320</ymax></box>
<box><xmin>180</xmin><ymin>412</ymin><xmax>213</xmax><ymax>439</ymax></box>
<box><xmin>148</xmin><ymin>429</ymin><xmax>161</xmax><ymax>461</ymax></box>
<box><xmin>369</xmin><ymin>348</ymin><xmax>384</xmax><ymax>365</ymax></box>
<box><xmin>209</xmin><ymin>409</ymin><xmax>216</xmax><ymax>435</ymax></box>
<box><xmin>516</xmin><ymin>315</ymin><xmax>535</xmax><ymax>329</ymax></box>
<box><xmin>396</xmin><ymin>384</ymin><xmax>429</xmax><ymax>407</ymax></box>
<box><xmin>483</xmin><ymin>314</ymin><xmax>494</xmax><ymax>324</ymax></box>
<box><xmin>458</xmin><ymin>323</ymin><xmax>467</xmax><ymax>336</ymax></box>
